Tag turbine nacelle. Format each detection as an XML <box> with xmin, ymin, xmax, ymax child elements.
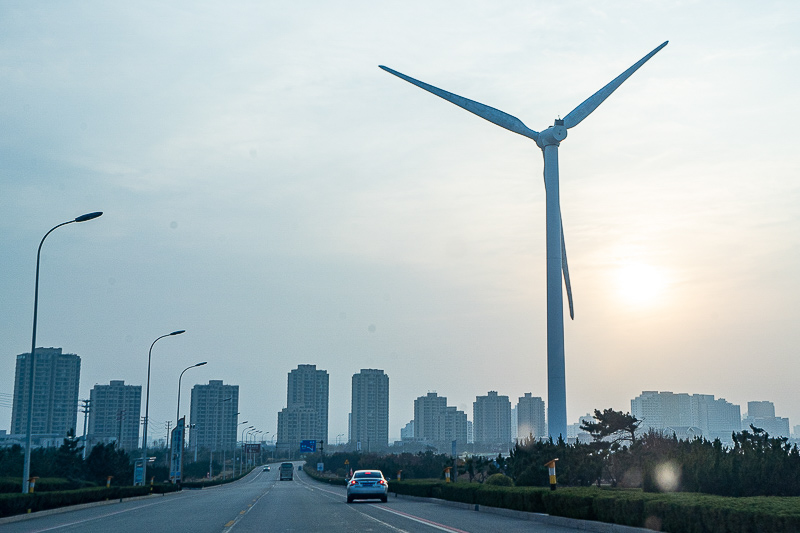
<box><xmin>537</xmin><ymin>119</ymin><xmax>568</xmax><ymax>149</ymax></box>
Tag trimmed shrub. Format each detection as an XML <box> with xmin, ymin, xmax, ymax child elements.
<box><xmin>485</xmin><ymin>473</ymin><xmax>513</xmax><ymax>487</ymax></box>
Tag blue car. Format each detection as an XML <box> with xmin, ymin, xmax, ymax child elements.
<box><xmin>346</xmin><ymin>470</ymin><xmax>388</xmax><ymax>503</ymax></box>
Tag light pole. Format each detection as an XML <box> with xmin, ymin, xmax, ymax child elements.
<box><xmin>261</xmin><ymin>432</ymin><xmax>270</xmax><ymax>465</ymax></box>
<box><xmin>22</xmin><ymin>211</ymin><xmax>103</xmax><ymax>494</ymax></box>
<box><xmin>177</xmin><ymin>362</ymin><xmax>206</xmax><ymax>425</ymax></box>
<box><xmin>236</xmin><ymin>421</ymin><xmax>249</xmax><ymax>476</ymax></box>
<box><xmin>246</xmin><ymin>429</ymin><xmax>257</xmax><ymax>468</ymax></box>
<box><xmin>175</xmin><ymin>361</ymin><xmax>205</xmax><ymax>483</ymax></box>
<box><xmin>239</xmin><ymin>424</ymin><xmax>253</xmax><ymax>475</ymax></box>
<box><xmin>254</xmin><ymin>431</ymin><xmax>263</xmax><ymax>465</ymax></box>
<box><xmin>141</xmin><ymin>329</ymin><xmax>185</xmax><ymax>486</ymax></box>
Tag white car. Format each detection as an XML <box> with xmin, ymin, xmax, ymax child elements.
<box><xmin>346</xmin><ymin>470</ymin><xmax>388</xmax><ymax>503</ymax></box>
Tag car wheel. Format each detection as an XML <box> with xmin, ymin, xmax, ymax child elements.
<box><xmin>380</xmin><ymin>495</ymin><xmax>388</xmax><ymax>503</ymax></box>
<box><xmin>347</xmin><ymin>495</ymin><xmax>354</xmax><ymax>503</ymax></box>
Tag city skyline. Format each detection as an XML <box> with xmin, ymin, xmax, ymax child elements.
<box><xmin>4</xmin><ymin>347</ymin><xmax>798</xmax><ymax>447</ymax></box>
<box><xmin>1</xmin><ymin>2</ymin><xmax>799</xmax><ymax>446</ymax></box>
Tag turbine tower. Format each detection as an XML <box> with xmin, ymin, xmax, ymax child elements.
<box><xmin>381</xmin><ymin>41</ymin><xmax>668</xmax><ymax>439</ymax></box>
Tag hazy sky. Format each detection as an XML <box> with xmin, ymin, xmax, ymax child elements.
<box><xmin>2</xmin><ymin>1</ymin><xmax>799</xmax><ymax>444</ymax></box>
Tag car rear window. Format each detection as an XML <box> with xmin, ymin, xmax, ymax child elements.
<box><xmin>354</xmin><ymin>471</ymin><xmax>383</xmax><ymax>479</ymax></box>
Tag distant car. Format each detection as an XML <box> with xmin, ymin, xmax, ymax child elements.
<box><xmin>346</xmin><ymin>470</ymin><xmax>388</xmax><ymax>503</ymax></box>
<box><xmin>279</xmin><ymin>462</ymin><xmax>294</xmax><ymax>481</ymax></box>
<box><xmin>263</xmin><ymin>465</ymin><xmax>270</xmax><ymax>471</ymax></box>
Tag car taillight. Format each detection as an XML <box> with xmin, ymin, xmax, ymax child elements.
<box><xmin>349</xmin><ymin>480</ymin><xmax>357</xmax><ymax>485</ymax></box>
<box><xmin>378</xmin><ymin>479</ymin><xmax>386</xmax><ymax>485</ymax></box>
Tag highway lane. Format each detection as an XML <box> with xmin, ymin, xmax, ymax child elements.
<box><xmin>3</xmin><ymin>463</ymin><xmax>598</xmax><ymax>533</ymax></box>
<box><xmin>2</xmin><ymin>465</ymin><xmax>278</xmax><ymax>533</ymax></box>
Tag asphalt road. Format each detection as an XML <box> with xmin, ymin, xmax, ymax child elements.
<box><xmin>2</xmin><ymin>464</ymin><xmax>597</xmax><ymax>533</ymax></box>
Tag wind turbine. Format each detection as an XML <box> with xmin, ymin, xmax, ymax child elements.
<box><xmin>380</xmin><ymin>41</ymin><xmax>668</xmax><ymax>439</ymax></box>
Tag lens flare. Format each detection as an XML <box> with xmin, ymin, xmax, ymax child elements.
<box><xmin>654</xmin><ymin>461</ymin><xmax>680</xmax><ymax>492</ymax></box>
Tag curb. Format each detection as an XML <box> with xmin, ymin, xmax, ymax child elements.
<box><xmin>0</xmin><ymin>492</ymin><xmax>177</xmax><ymax>525</ymax></box>
<box><xmin>393</xmin><ymin>493</ymin><xmax>653</xmax><ymax>533</ymax></box>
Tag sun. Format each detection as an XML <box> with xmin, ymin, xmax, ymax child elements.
<box><xmin>615</xmin><ymin>262</ymin><xmax>668</xmax><ymax>306</ymax></box>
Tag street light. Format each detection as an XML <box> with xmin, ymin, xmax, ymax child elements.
<box><xmin>246</xmin><ymin>429</ymin><xmax>258</xmax><ymax>469</ymax></box>
<box><xmin>176</xmin><ymin>362</ymin><xmax>207</xmax><ymax>425</ymax></box>
<box><xmin>22</xmin><ymin>211</ymin><xmax>103</xmax><ymax>494</ymax></box>
<box><xmin>240</xmin><ymin>424</ymin><xmax>253</xmax><ymax>475</ymax></box>
<box><xmin>140</xmin><ymin>329</ymin><xmax>185</xmax><ymax>486</ymax></box>
<box><xmin>174</xmin><ymin>361</ymin><xmax>205</xmax><ymax>484</ymax></box>
<box><xmin>236</xmin><ymin>421</ymin><xmax>249</xmax><ymax>476</ymax></box>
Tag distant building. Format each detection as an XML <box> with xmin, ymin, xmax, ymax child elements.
<box><xmin>414</xmin><ymin>392</ymin><xmax>447</xmax><ymax>442</ymax></box>
<box><xmin>189</xmin><ymin>380</ymin><xmax>239</xmax><ymax>452</ymax></box>
<box><xmin>631</xmin><ymin>391</ymin><xmax>741</xmax><ymax>443</ymax></box>
<box><xmin>516</xmin><ymin>393</ymin><xmax>546</xmax><ymax>442</ymax></box>
<box><xmin>88</xmin><ymin>380</ymin><xmax>141</xmax><ymax>451</ymax></box>
<box><xmin>412</xmin><ymin>392</ymin><xmax>468</xmax><ymax>452</ymax></box>
<box><xmin>743</xmin><ymin>400</ymin><xmax>790</xmax><ymax>438</ymax></box>
<box><xmin>400</xmin><ymin>421</ymin><xmax>414</xmax><ymax>441</ymax></box>
<box><xmin>277</xmin><ymin>364</ymin><xmax>329</xmax><ymax>454</ymax></box>
<box><xmin>473</xmin><ymin>391</ymin><xmax>512</xmax><ymax>448</ymax></box>
<box><xmin>349</xmin><ymin>369</ymin><xmax>389</xmax><ymax>451</ymax></box>
<box><xmin>11</xmin><ymin>348</ymin><xmax>81</xmax><ymax>443</ymax></box>
<box><xmin>747</xmin><ymin>401</ymin><xmax>775</xmax><ymax>418</ymax></box>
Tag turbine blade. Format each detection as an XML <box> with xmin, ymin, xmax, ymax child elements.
<box><xmin>380</xmin><ymin>65</ymin><xmax>539</xmax><ymax>141</ymax></box>
<box><xmin>562</xmin><ymin>41</ymin><xmax>668</xmax><ymax>129</ymax></box>
<box><xmin>561</xmin><ymin>223</ymin><xmax>574</xmax><ymax>320</ymax></box>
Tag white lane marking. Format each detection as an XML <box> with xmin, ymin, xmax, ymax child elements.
<box><xmin>222</xmin><ymin>478</ymin><xmax>275</xmax><ymax>532</ymax></box>
<box><xmin>372</xmin><ymin>506</ymin><xmax>471</xmax><ymax>533</ymax></box>
<box><xmin>293</xmin><ymin>475</ymin><xmax>407</xmax><ymax>531</ymax></box>
<box><xmin>297</xmin><ymin>475</ymin><xmax>467</xmax><ymax>533</ymax></box>
<box><xmin>23</xmin><ymin>497</ymin><xmax>180</xmax><ymax>532</ymax></box>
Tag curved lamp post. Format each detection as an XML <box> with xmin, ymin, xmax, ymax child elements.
<box><xmin>141</xmin><ymin>329</ymin><xmax>185</xmax><ymax>486</ymax></box>
<box><xmin>236</xmin><ymin>421</ymin><xmax>249</xmax><ymax>476</ymax></box>
<box><xmin>240</xmin><ymin>424</ymin><xmax>253</xmax><ymax>475</ymax></box>
<box><xmin>22</xmin><ymin>211</ymin><xmax>103</xmax><ymax>494</ymax></box>
<box><xmin>174</xmin><ymin>361</ymin><xmax>205</xmax><ymax>483</ymax></box>
<box><xmin>176</xmin><ymin>362</ymin><xmax>207</xmax><ymax>425</ymax></box>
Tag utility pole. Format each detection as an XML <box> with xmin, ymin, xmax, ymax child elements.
<box><xmin>116</xmin><ymin>409</ymin><xmax>126</xmax><ymax>449</ymax></box>
<box><xmin>165</xmin><ymin>421</ymin><xmax>172</xmax><ymax>451</ymax></box>
<box><xmin>80</xmin><ymin>399</ymin><xmax>91</xmax><ymax>459</ymax></box>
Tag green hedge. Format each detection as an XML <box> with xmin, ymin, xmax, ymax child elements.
<box><xmin>302</xmin><ymin>466</ymin><xmax>347</xmax><ymax>486</ymax></box>
<box><xmin>181</xmin><ymin>468</ymin><xmax>253</xmax><ymax>489</ymax></box>
<box><xmin>0</xmin><ymin>477</ymin><xmax>93</xmax><ymax>494</ymax></box>
<box><xmin>0</xmin><ymin>484</ymin><xmax>179</xmax><ymax>518</ymax></box>
<box><xmin>387</xmin><ymin>481</ymin><xmax>800</xmax><ymax>533</ymax></box>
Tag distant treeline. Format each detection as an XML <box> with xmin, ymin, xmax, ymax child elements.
<box><xmin>313</xmin><ymin>410</ymin><xmax>800</xmax><ymax>498</ymax></box>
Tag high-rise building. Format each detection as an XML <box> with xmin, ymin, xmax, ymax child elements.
<box><xmin>87</xmin><ymin>380</ymin><xmax>141</xmax><ymax>451</ymax></box>
<box><xmin>11</xmin><ymin>348</ymin><xmax>81</xmax><ymax>442</ymax></box>
<box><xmin>349</xmin><ymin>369</ymin><xmax>389</xmax><ymax>450</ymax></box>
<box><xmin>277</xmin><ymin>365</ymin><xmax>329</xmax><ymax>453</ymax></box>
<box><xmin>189</xmin><ymin>380</ymin><xmax>239</xmax><ymax>451</ymax></box>
<box><xmin>743</xmin><ymin>400</ymin><xmax>789</xmax><ymax>438</ymax></box>
<box><xmin>444</xmin><ymin>406</ymin><xmax>468</xmax><ymax>447</ymax></box>
<box><xmin>414</xmin><ymin>392</ymin><xmax>447</xmax><ymax>441</ymax></box>
<box><xmin>473</xmin><ymin>391</ymin><xmax>512</xmax><ymax>448</ymax></box>
<box><xmin>400</xmin><ymin>421</ymin><xmax>415</xmax><ymax>441</ymax></box>
<box><xmin>631</xmin><ymin>391</ymin><xmax>741</xmax><ymax>442</ymax></box>
<box><xmin>516</xmin><ymin>393</ymin><xmax>546</xmax><ymax>442</ymax></box>
<box><xmin>747</xmin><ymin>401</ymin><xmax>775</xmax><ymax>418</ymax></box>
<box><xmin>412</xmin><ymin>392</ymin><xmax>468</xmax><ymax>451</ymax></box>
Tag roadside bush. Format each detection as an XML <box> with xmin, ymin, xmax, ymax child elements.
<box><xmin>485</xmin><ymin>473</ymin><xmax>513</xmax><ymax>486</ymax></box>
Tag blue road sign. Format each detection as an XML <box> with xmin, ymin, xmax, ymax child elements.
<box><xmin>299</xmin><ymin>440</ymin><xmax>316</xmax><ymax>453</ymax></box>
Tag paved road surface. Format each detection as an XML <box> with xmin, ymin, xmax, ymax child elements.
<box><xmin>2</xmin><ymin>463</ymin><xmax>597</xmax><ymax>533</ymax></box>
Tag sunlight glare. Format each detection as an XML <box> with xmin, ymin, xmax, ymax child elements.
<box><xmin>615</xmin><ymin>262</ymin><xmax>668</xmax><ymax>306</ymax></box>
